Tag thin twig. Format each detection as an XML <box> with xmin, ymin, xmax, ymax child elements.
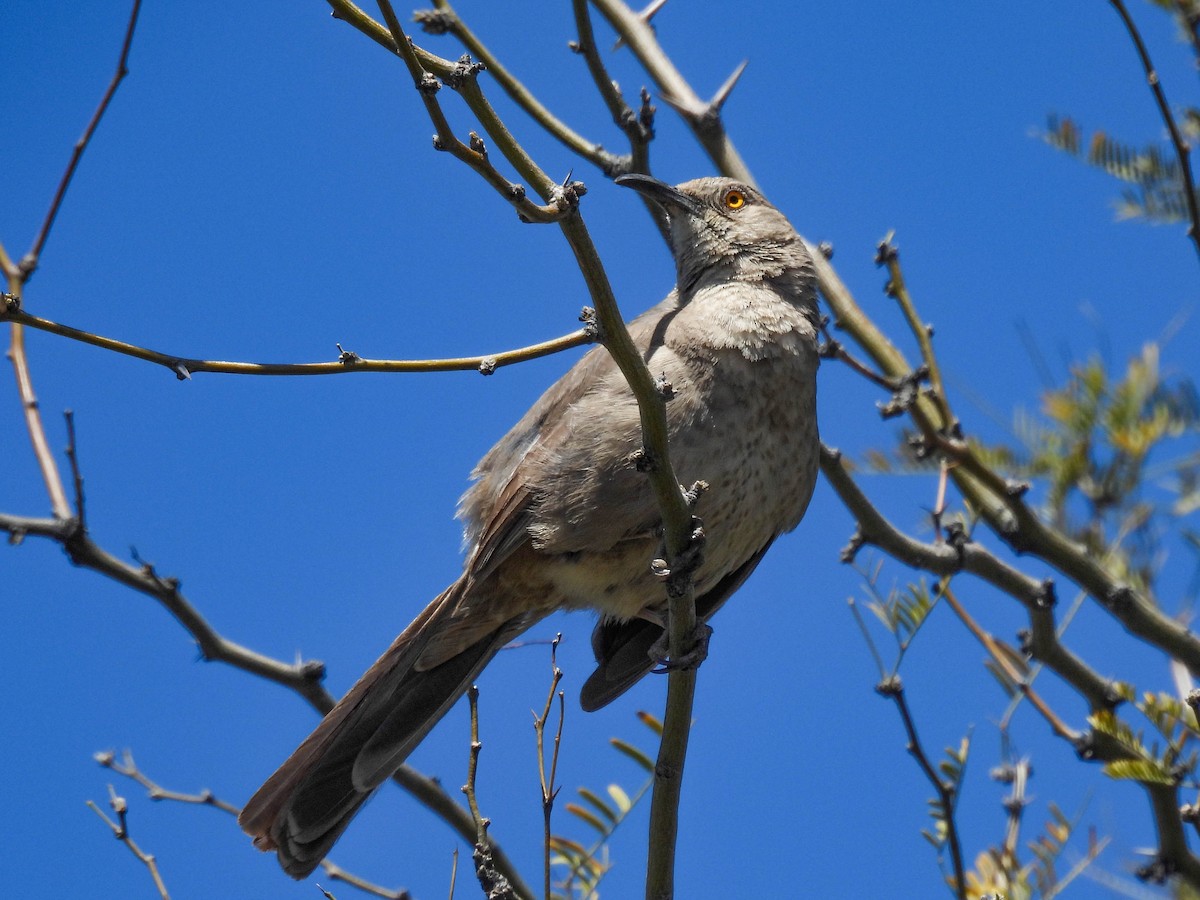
<box><xmin>87</xmin><ymin>785</ymin><xmax>171</xmax><ymax>900</ymax></box>
<box><xmin>875</xmin><ymin>675</ymin><xmax>967</xmax><ymax>899</ymax></box>
<box><xmin>462</xmin><ymin>685</ymin><xmax>519</xmax><ymax>900</ymax></box>
<box><xmin>6</xmin><ymin>316</ymin><xmax>71</xmax><ymax>518</ymax></box>
<box><xmin>1108</xmin><ymin>0</ymin><xmax>1200</xmax><ymax>263</ymax></box>
<box><xmin>876</xmin><ymin>235</ymin><xmax>954</xmax><ymax>428</ymax></box>
<box><xmin>939</xmin><ymin>585</ymin><xmax>1078</xmax><ymax>742</ymax></box>
<box><xmin>376</xmin><ymin>0</ymin><xmax>575</xmax><ymax>220</ymax></box>
<box><xmin>821</xmin><ymin>444</ymin><xmax>1115</xmax><ymax>710</ymax></box>
<box><xmin>415</xmin><ymin>0</ymin><xmax>627</xmax><ymax>175</ymax></box>
<box><xmin>96</xmin><ymin>750</ymin><xmax>412</xmax><ymax>899</ymax></box>
<box><xmin>591</xmin><ymin>0</ymin><xmax>752</xmax><ymax>182</ymax></box>
<box><xmin>3</xmin><ymin>2</ymin><xmax>142</xmax><ymax>523</ymax></box>
<box><xmin>533</xmin><ymin>635</ymin><xmax>565</xmax><ymax>900</ymax></box>
<box><xmin>18</xmin><ymin>0</ymin><xmax>143</xmax><ymax>279</ymax></box>
<box><xmin>96</xmin><ymin>749</ymin><xmax>240</xmax><ymax>815</ymax></box>
<box><xmin>569</xmin><ymin>0</ymin><xmax>652</xmax><ymax>172</ymax></box>
<box><xmin>63</xmin><ymin>410</ymin><xmax>86</xmax><ymax>523</ymax></box>
<box><xmin>2</xmin><ymin>302</ymin><xmax>593</xmax><ymax>379</ymax></box>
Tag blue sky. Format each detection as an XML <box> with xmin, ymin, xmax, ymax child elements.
<box><xmin>4</xmin><ymin>2</ymin><xmax>1199</xmax><ymax>898</ymax></box>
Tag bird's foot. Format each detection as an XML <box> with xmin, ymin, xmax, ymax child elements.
<box><xmin>649</xmin><ymin>622</ymin><xmax>713</xmax><ymax>673</ymax></box>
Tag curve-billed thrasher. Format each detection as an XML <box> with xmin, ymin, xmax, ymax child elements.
<box><xmin>238</xmin><ymin>174</ymin><xmax>820</xmax><ymax>877</ymax></box>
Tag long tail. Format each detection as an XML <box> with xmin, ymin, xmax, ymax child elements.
<box><xmin>238</xmin><ymin>579</ymin><xmax>517</xmax><ymax>878</ymax></box>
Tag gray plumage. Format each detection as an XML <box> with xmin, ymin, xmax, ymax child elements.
<box><xmin>238</xmin><ymin>175</ymin><xmax>820</xmax><ymax>877</ymax></box>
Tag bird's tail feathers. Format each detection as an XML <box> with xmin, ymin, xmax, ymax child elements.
<box><xmin>238</xmin><ymin>579</ymin><xmax>516</xmax><ymax>878</ymax></box>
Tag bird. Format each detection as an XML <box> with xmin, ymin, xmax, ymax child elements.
<box><xmin>238</xmin><ymin>174</ymin><xmax>821</xmax><ymax>877</ymax></box>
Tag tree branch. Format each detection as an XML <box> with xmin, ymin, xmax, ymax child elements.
<box><xmin>1</xmin><ymin>299</ymin><xmax>594</xmax><ymax>379</ymax></box>
<box><xmin>1108</xmin><ymin>0</ymin><xmax>1200</xmax><ymax>263</ymax></box>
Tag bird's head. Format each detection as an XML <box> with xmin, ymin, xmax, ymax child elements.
<box><xmin>615</xmin><ymin>174</ymin><xmax>815</xmax><ymax>304</ymax></box>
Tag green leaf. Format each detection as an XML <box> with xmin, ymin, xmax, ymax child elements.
<box><xmin>576</xmin><ymin>787</ymin><xmax>617</xmax><ymax>824</ymax></box>
<box><xmin>607</xmin><ymin>783</ymin><xmax>632</xmax><ymax>814</ymax></box>
<box><xmin>610</xmin><ymin>738</ymin><xmax>654</xmax><ymax>771</ymax></box>
<box><xmin>1103</xmin><ymin>758</ymin><xmax>1175</xmax><ymax>785</ymax></box>
<box><xmin>565</xmin><ymin>802</ymin><xmax>610</xmax><ymax>835</ymax></box>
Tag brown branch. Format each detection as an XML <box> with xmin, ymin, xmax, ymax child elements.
<box><xmin>87</xmin><ymin>785</ymin><xmax>171</xmax><ymax>900</ymax></box>
<box><xmin>821</xmin><ymin>444</ymin><xmax>1117</xmax><ymax>712</ymax></box>
<box><xmin>2</xmin><ymin>0</ymin><xmax>143</xmax><ymax>533</ymax></box>
<box><xmin>6</xmin><ymin>317</ymin><xmax>71</xmax><ymax>519</ymax></box>
<box><xmin>14</xmin><ymin>0</ymin><xmax>143</xmax><ymax>280</ymax></box>
<box><xmin>533</xmin><ymin>636</ymin><xmax>565</xmax><ymax>900</ymax></box>
<box><xmin>875</xmin><ymin>236</ymin><xmax>954</xmax><ymax>428</ymax></box>
<box><xmin>374</xmin><ymin>0</ymin><xmax>572</xmax><ymax>216</ymax></box>
<box><xmin>940</xmin><ymin>585</ymin><xmax>1079</xmax><ymax>743</ymax></box>
<box><xmin>1108</xmin><ymin>0</ymin><xmax>1200</xmax><ymax>263</ymax></box>
<box><xmin>96</xmin><ymin>749</ymin><xmax>240</xmax><ymax>815</ymax></box>
<box><xmin>569</xmin><ymin>0</ymin><xmax>653</xmax><ymax>174</ymax></box>
<box><xmin>875</xmin><ymin>675</ymin><xmax>967</xmax><ymax>899</ymax></box>
<box><xmin>591</xmin><ymin>0</ymin><xmax>752</xmax><ymax>182</ymax></box>
<box><xmin>413</xmin><ymin>0</ymin><xmax>629</xmax><ymax>176</ymax></box>
<box><xmin>96</xmin><ymin>750</ymin><xmax>412</xmax><ymax>899</ymax></box>
<box><xmin>462</xmin><ymin>686</ymin><xmax>520</xmax><ymax>900</ymax></box>
<box><xmin>2</xmin><ymin>301</ymin><xmax>594</xmax><ymax>379</ymax></box>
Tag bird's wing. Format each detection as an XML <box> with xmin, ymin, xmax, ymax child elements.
<box><xmin>463</xmin><ymin>292</ymin><xmax>682</xmax><ymax>583</ymax></box>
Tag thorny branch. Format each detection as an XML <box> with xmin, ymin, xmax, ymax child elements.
<box><xmin>96</xmin><ymin>750</ymin><xmax>413</xmax><ymax>899</ymax></box>
<box><xmin>88</xmin><ymin>784</ymin><xmax>171</xmax><ymax>900</ymax></box>
<box><xmin>1</xmin><ymin>298</ymin><xmax>595</xmax><ymax>379</ymax></box>
<box><xmin>875</xmin><ymin>674</ymin><xmax>968</xmax><ymax>899</ymax></box>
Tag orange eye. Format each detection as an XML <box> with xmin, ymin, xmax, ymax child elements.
<box><xmin>724</xmin><ymin>189</ymin><xmax>746</xmax><ymax>210</ymax></box>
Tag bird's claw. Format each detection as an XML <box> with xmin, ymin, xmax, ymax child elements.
<box><xmin>649</xmin><ymin>622</ymin><xmax>713</xmax><ymax>674</ymax></box>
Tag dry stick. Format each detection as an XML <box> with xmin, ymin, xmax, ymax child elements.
<box><xmin>1108</xmin><ymin>0</ymin><xmax>1200</xmax><ymax>263</ymax></box>
<box><xmin>417</xmin><ymin>0</ymin><xmax>625</xmax><ymax>175</ymax></box>
<box><xmin>87</xmin><ymin>785</ymin><xmax>171</xmax><ymax>900</ymax></box>
<box><xmin>97</xmin><ymin>749</ymin><xmax>240</xmax><ymax>815</ymax></box>
<box><xmin>590</xmin><ymin>0</ymin><xmax>752</xmax><ymax>183</ymax></box>
<box><xmin>1</xmin><ymin>0</ymin><xmax>142</xmax><ymax>519</ymax></box>
<box><xmin>533</xmin><ymin>635</ymin><xmax>566</xmax><ymax>900</ymax></box>
<box><xmin>876</xmin><ymin>236</ymin><xmax>953</xmax><ymax>427</ymax></box>
<box><xmin>939</xmin><ymin>584</ymin><xmax>1077</xmax><ymax>742</ymax></box>
<box><xmin>820</xmin><ymin>444</ymin><xmax>1115</xmax><ymax>710</ymax></box>
<box><xmin>21</xmin><ymin>0</ymin><xmax>143</xmax><ymax>277</ymax></box>
<box><xmin>462</xmin><ymin>685</ymin><xmax>518</xmax><ymax>900</ymax></box>
<box><xmin>97</xmin><ymin>750</ymin><xmax>412</xmax><ymax>899</ymax></box>
<box><xmin>874</xmin><ymin>674</ymin><xmax>967</xmax><ymax>899</ymax></box>
<box><xmin>568</xmin><ymin>0</ymin><xmax>654</xmax><ymax>171</ymax></box>
<box><xmin>1</xmin><ymin>302</ymin><xmax>594</xmax><ymax>378</ymax></box>
<box><xmin>569</xmin><ymin>0</ymin><xmax>669</xmax><ymax>244</ymax></box>
<box><xmin>5</xmin><ymin>319</ymin><xmax>71</xmax><ymax>518</ymax></box>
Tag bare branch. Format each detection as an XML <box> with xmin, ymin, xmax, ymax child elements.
<box><xmin>5</xmin><ymin>318</ymin><xmax>72</xmax><ymax>519</ymax></box>
<box><xmin>413</xmin><ymin>0</ymin><xmax>629</xmax><ymax>175</ymax></box>
<box><xmin>2</xmin><ymin>301</ymin><xmax>594</xmax><ymax>379</ymax></box>
<box><xmin>875</xmin><ymin>675</ymin><xmax>967</xmax><ymax>898</ymax></box>
<box><xmin>12</xmin><ymin>0</ymin><xmax>143</xmax><ymax>280</ymax></box>
<box><xmin>1108</xmin><ymin>0</ymin><xmax>1200</xmax><ymax>263</ymax></box>
<box><xmin>87</xmin><ymin>785</ymin><xmax>171</xmax><ymax>900</ymax></box>
<box><xmin>591</xmin><ymin>0</ymin><xmax>753</xmax><ymax>182</ymax></box>
<box><xmin>533</xmin><ymin>635</ymin><xmax>565</xmax><ymax>900</ymax></box>
<box><xmin>462</xmin><ymin>685</ymin><xmax>519</xmax><ymax>900</ymax></box>
<box><xmin>96</xmin><ymin>750</ymin><xmax>413</xmax><ymax>899</ymax></box>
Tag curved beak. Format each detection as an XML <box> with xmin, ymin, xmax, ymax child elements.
<box><xmin>614</xmin><ymin>173</ymin><xmax>701</xmax><ymax>215</ymax></box>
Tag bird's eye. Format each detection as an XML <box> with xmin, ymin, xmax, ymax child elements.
<box><xmin>723</xmin><ymin>189</ymin><xmax>747</xmax><ymax>210</ymax></box>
